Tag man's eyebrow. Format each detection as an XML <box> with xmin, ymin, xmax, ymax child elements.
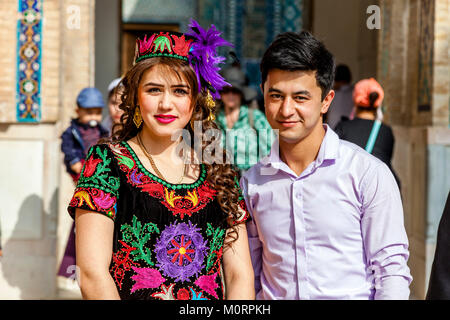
<box><xmin>293</xmin><ymin>90</ymin><xmax>312</xmax><ymax>97</ymax></box>
<box><xmin>268</xmin><ymin>87</ymin><xmax>282</xmax><ymax>93</ymax></box>
<box><xmin>268</xmin><ymin>87</ymin><xmax>312</xmax><ymax>97</ymax></box>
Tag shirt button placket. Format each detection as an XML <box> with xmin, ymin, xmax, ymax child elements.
<box><xmin>293</xmin><ymin>178</ymin><xmax>308</xmax><ymax>299</ymax></box>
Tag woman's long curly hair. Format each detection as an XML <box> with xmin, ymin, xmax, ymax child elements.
<box><xmin>103</xmin><ymin>57</ymin><xmax>243</xmax><ymax>247</ymax></box>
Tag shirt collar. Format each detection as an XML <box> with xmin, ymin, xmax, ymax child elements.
<box><xmin>262</xmin><ymin>124</ymin><xmax>340</xmax><ymax>172</ymax></box>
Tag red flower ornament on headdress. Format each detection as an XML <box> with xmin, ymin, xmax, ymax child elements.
<box><xmin>172</xmin><ymin>34</ymin><xmax>194</xmax><ymax>57</ymax></box>
<box><xmin>138</xmin><ymin>34</ymin><xmax>156</xmax><ymax>55</ymax></box>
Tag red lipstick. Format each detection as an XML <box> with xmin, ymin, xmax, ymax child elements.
<box><xmin>155</xmin><ymin>114</ymin><xmax>177</xmax><ymax>124</ymax></box>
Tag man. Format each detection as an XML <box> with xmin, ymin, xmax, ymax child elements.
<box><xmin>240</xmin><ymin>31</ymin><xmax>412</xmax><ymax>300</ymax></box>
<box><xmin>325</xmin><ymin>64</ymin><xmax>354</xmax><ymax>129</ymax></box>
<box><xmin>426</xmin><ymin>191</ymin><xmax>450</xmax><ymax>300</ymax></box>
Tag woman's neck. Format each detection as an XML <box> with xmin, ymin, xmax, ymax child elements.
<box><xmin>224</xmin><ymin>104</ymin><xmax>240</xmax><ymax>115</ymax></box>
<box><xmin>138</xmin><ymin>127</ymin><xmax>184</xmax><ymax>162</ymax></box>
<box><xmin>224</xmin><ymin>104</ymin><xmax>241</xmax><ymax>129</ymax></box>
<box><xmin>355</xmin><ymin>109</ymin><xmax>376</xmax><ymax>120</ymax></box>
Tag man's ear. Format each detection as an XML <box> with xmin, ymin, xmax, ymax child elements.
<box><xmin>260</xmin><ymin>83</ymin><xmax>264</xmax><ymax>95</ymax></box>
<box><xmin>321</xmin><ymin>89</ymin><xmax>335</xmax><ymax>114</ymax></box>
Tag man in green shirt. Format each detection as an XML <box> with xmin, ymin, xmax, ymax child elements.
<box><xmin>216</xmin><ymin>66</ymin><xmax>274</xmax><ymax>174</ymax></box>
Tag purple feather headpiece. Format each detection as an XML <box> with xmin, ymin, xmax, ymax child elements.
<box><xmin>186</xmin><ymin>19</ymin><xmax>234</xmax><ymax>99</ymax></box>
<box><xmin>134</xmin><ymin>19</ymin><xmax>233</xmax><ymax>102</ymax></box>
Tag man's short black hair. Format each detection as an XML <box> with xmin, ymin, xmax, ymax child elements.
<box><xmin>260</xmin><ymin>31</ymin><xmax>335</xmax><ymax>101</ymax></box>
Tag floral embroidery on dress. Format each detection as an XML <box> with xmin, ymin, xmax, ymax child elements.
<box><xmin>130</xmin><ymin>267</ymin><xmax>166</xmax><ymax>293</ymax></box>
<box><xmin>205</xmin><ymin>223</ymin><xmax>225</xmax><ymax>273</ymax></box>
<box><xmin>190</xmin><ymin>287</ymin><xmax>209</xmax><ymax>300</ymax></box>
<box><xmin>154</xmin><ymin>221</ymin><xmax>208</xmax><ymax>282</ymax></box>
<box><xmin>70</xmin><ymin>187</ymin><xmax>117</xmax><ymax>219</ymax></box>
<box><xmin>110</xmin><ymin>240</ymin><xmax>140</xmax><ymax>289</ymax></box>
<box><xmin>68</xmin><ymin>143</ymin><xmax>250</xmax><ymax>300</ymax></box>
<box><xmin>195</xmin><ymin>272</ymin><xmax>220</xmax><ymax>299</ymax></box>
<box><xmin>121</xmin><ymin>215</ymin><xmax>160</xmax><ymax>266</ymax></box>
<box><xmin>108</xmin><ymin>142</ymin><xmax>217</xmax><ymax>219</ymax></box>
<box><xmin>151</xmin><ymin>283</ymin><xmax>176</xmax><ymax>300</ymax></box>
<box><xmin>78</xmin><ymin>146</ymin><xmax>120</xmax><ymax>194</ymax></box>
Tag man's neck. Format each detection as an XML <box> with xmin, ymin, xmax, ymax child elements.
<box><xmin>279</xmin><ymin>122</ymin><xmax>326</xmax><ymax>176</ymax></box>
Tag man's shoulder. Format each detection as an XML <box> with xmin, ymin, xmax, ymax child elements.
<box><xmin>241</xmin><ymin>154</ymin><xmax>274</xmax><ymax>184</ymax></box>
<box><xmin>337</xmin><ymin>138</ymin><xmax>390</xmax><ymax>179</ymax></box>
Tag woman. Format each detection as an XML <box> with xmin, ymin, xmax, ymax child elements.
<box><xmin>68</xmin><ymin>20</ymin><xmax>255</xmax><ymax>300</ymax></box>
<box><xmin>334</xmin><ymin>78</ymin><xmax>401</xmax><ymax>189</ymax></box>
<box><xmin>101</xmin><ymin>77</ymin><xmax>125</xmax><ymax>135</ymax></box>
<box><xmin>216</xmin><ymin>66</ymin><xmax>273</xmax><ymax>175</ymax></box>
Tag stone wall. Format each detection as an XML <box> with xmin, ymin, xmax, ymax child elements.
<box><xmin>312</xmin><ymin>0</ymin><xmax>379</xmax><ymax>83</ymax></box>
<box><xmin>378</xmin><ymin>0</ymin><xmax>450</xmax><ymax>299</ymax></box>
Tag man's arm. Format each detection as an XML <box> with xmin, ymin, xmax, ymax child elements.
<box><xmin>240</xmin><ymin>175</ymin><xmax>263</xmax><ymax>296</ymax></box>
<box><xmin>360</xmin><ymin>162</ymin><xmax>413</xmax><ymax>300</ymax></box>
<box><xmin>426</xmin><ymin>191</ymin><xmax>450</xmax><ymax>299</ymax></box>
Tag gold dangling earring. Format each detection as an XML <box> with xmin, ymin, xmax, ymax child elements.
<box><xmin>205</xmin><ymin>90</ymin><xmax>216</xmax><ymax>122</ymax></box>
<box><xmin>133</xmin><ymin>106</ymin><xmax>143</xmax><ymax>128</ymax></box>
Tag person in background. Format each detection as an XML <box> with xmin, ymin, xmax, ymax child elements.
<box><xmin>334</xmin><ymin>78</ymin><xmax>401</xmax><ymax>189</ymax></box>
<box><xmin>427</xmin><ymin>191</ymin><xmax>450</xmax><ymax>300</ymax></box>
<box><xmin>102</xmin><ymin>78</ymin><xmax>125</xmax><ymax>135</ymax></box>
<box><xmin>59</xmin><ymin>87</ymin><xmax>109</xmax><ymax>280</ymax></box>
<box><xmin>325</xmin><ymin>64</ymin><xmax>354</xmax><ymax>129</ymax></box>
<box><xmin>216</xmin><ymin>66</ymin><xmax>273</xmax><ymax>175</ymax></box>
<box><xmin>61</xmin><ymin>87</ymin><xmax>109</xmax><ymax>182</ymax></box>
<box><xmin>241</xmin><ymin>31</ymin><xmax>412</xmax><ymax>300</ymax></box>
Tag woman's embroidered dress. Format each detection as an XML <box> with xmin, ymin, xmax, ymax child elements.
<box><xmin>68</xmin><ymin>142</ymin><xmax>249</xmax><ymax>300</ymax></box>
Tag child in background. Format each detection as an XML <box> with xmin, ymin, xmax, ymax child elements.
<box><xmin>61</xmin><ymin>87</ymin><xmax>109</xmax><ymax>182</ymax></box>
<box><xmin>58</xmin><ymin>87</ymin><xmax>109</xmax><ymax>281</ymax></box>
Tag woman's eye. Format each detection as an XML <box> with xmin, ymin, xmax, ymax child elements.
<box><xmin>147</xmin><ymin>88</ymin><xmax>161</xmax><ymax>93</ymax></box>
<box><xmin>174</xmin><ymin>88</ymin><xmax>188</xmax><ymax>95</ymax></box>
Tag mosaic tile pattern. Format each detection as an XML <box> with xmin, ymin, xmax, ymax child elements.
<box><xmin>282</xmin><ymin>0</ymin><xmax>302</xmax><ymax>32</ymax></box>
<box><xmin>16</xmin><ymin>0</ymin><xmax>42</xmax><ymax>122</ymax></box>
<box><xmin>227</xmin><ymin>0</ymin><xmax>244</xmax><ymax>60</ymax></box>
<box><xmin>265</xmin><ymin>0</ymin><xmax>282</xmax><ymax>47</ymax></box>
